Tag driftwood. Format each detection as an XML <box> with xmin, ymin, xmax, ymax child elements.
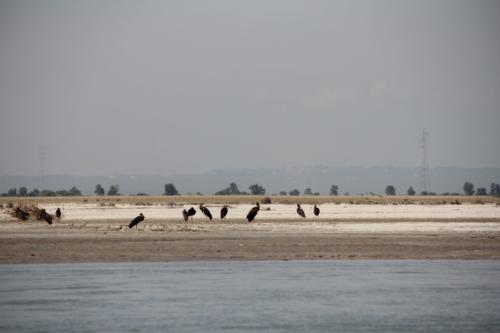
<box><xmin>7</xmin><ymin>205</ymin><xmax>53</xmax><ymax>224</ymax></box>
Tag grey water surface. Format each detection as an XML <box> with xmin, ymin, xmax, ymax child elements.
<box><xmin>0</xmin><ymin>261</ymin><xmax>499</xmax><ymax>332</ymax></box>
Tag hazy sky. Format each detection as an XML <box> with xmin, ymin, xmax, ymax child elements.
<box><xmin>1</xmin><ymin>0</ymin><xmax>499</xmax><ymax>176</ymax></box>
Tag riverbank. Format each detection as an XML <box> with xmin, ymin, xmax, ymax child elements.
<box><xmin>1</xmin><ymin>202</ymin><xmax>499</xmax><ymax>263</ymax></box>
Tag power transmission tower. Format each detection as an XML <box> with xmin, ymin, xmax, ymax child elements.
<box><xmin>420</xmin><ymin>130</ymin><xmax>430</xmax><ymax>194</ymax></box>
<box><xmin>39</xmin><ymin>146</ymin><xmax>46</xmax><ymax>190</ymax></box>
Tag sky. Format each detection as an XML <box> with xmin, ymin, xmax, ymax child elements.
<box><xmin>1</xmin><ymin>0</ymin><xmax>499</xmax><ymax>176</ymax></box>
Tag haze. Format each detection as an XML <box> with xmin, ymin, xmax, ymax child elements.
<box><xmin>1</xmin><ymin>0</ymin><xmax>499</xmax><ymax>176</ymax></box>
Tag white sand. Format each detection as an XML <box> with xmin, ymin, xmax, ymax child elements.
<box><xmin>5</xmin><ymin>202</ymin><xmax>497</xmax><ymax>221</ymax></box>
<box><xmin>1</xmin><ymin>203</ymin><xmax>500</xmax><ymax>262</ymax></box>
<box><xmin>2</xmin><ymin>203</ymin><xmax>500</xmax><ymax>236</ymax></box>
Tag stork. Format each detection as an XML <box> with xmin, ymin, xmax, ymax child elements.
<box><xmin>129</xmin><ymin>213</ymin><xmax>145</xmax><ymax>229</ymax></box>
<box><xmin>246</xmin><ymin>202</ymin><xmax>260</xmax><ymax>222</ymax></box>
<box><xmin>220</xmin><ymin>205</ymin><xmax>228</xmax><ymax>220</ymax></box>
<box><xmin>296</xmin><ymin>204</ymin><xmax>305</xmax><ymax>218</ymax></box>
<box><xmin>199</xmin><ymin>204</ymin><xmax>213</xmax><ymax>221</ymax></box>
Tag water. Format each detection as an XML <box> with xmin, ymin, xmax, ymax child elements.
<box><xmin>0</xmin><ymin>261</ymin><xmax>499</xmax><ymax>332</ymax></box>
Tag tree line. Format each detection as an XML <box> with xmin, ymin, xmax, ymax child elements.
<box><xmin>384</xmin><ymin>182</ymin><xmax>500</xmax><ymax>197</ymax></box>
<box><xmin>2</xmin><ymin>182</ymin><xmax>499</xmax><ymax>197</ymax></box>
<box><xmin>1</xmin><ymin>186</ymin><xmax>82</xmax><ymax>197</ymax></box>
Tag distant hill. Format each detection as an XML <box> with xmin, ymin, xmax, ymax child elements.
<box><xmin>1</xmin><ymin>166</ymin><xmax>499</xmax><ymax>195</ymax></box>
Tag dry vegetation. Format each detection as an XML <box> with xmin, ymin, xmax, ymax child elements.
<box><xmin>1</xmin><ymin>195</ymin><xmax>499</xmax><ymax>207</ymax></box>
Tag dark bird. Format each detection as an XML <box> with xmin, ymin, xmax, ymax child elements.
<box><xmin>296</xmin><ymin>204</ymin><xmax>306</xmax><ymax>218</ymax></box>
<box><xmin>199</xmin><ymin>204</ymin><xmax>212</xmax><ymax>220</ymax></box>
<box><xmin>39</xmin><ymin>209</ymin><xmax>52</xmax><ymax>225</ymax></box>
<box><xmin>182</xmin><ymin>209</ymin><xmax>189</xmax><ymax>222</ymax></box>
<box><xmin>313</xmin><ymin>204</ymin><xmax>320</xmax><ymax>217</ymax></box>
<box><xmin>246</xmin><ymin>202</ymin><xmax>260</xmax><ymax>222</ymax></box>
<box><xmin>56</xmin><ymin>208</ymin><xmax>61</xmax><ymax>219</ymax></box>
<box><xmin>220</xmin><ymin>205</ymin><xmax>228</xmax><ymax>220</ymax></box>
<box><xmin>187</xmin><ymin>207</ymin><xmax>196</xmax><ymax>219</ymax></box>
<box><xmin>128</xmin><ymin>213</ymin><xmax>145</xmax><ymax>229</ymax></box>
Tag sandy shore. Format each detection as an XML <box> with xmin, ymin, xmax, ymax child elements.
<box><xmin>1</xmin><ymin>203</ymin><xmax>500</xmax><ymax>263</ymax></box>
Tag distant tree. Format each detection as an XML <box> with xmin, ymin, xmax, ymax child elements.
<box><xmin>420</xmin><ymin>191</ymin><xmax>428</xmax><ymax>196</ymax></box>
<box><xmin>476</xmin><ymin>188</ymin><xmax>487</xmax><ymax>196</ymax></box>
<box><xmin>69</xmin><ymin>186</ymin><xmax>82</xmax><ymax>196</ymax></box>
<box><xmin>164</xmin><ymin>183</ymin><xmax>179</xmax><ymax>196</ymax></box>
<box><xmin>19</xmin><ymin>187</ymin><xmax>28</xmax><ymax>196</ymax></box>
<box><xmin>407</xmin><ymin>186</ymin><xmax>416</xmax><ymax>196</ymax></box>
<box><xmin>385</xmin><ymin>185</ymin><xmax>396</xmax><ymax>196</ymax></box>
<box><xmin>29</xmin><ymin>188</ymin><xmax>40</xmax><ymax>197</ymax></box>
<box><xmin>94</xmin><ymin>184</ymin><xmax>105</xmax><ymax>196</ymax></box>
<box><xmin>289</xmin><ymin>189</ymin><xmax>300</xmax><ymax>196</ymax></box>
<box><xmin>490</xmin><ymin>183</ymin><xmax>497</xmax><ymax>196</ymax></box>
<box><xmin>463</xmin><ymin>182</ymin><xmax>475</xmax><ymax>196</ymax></box>
<box><xmin>56</xmin><ymin>189</ymin><xmax>70</xmax><ymax>196</ymax></box>
<box><xmin>304</xmin><ymin>188</ymin><xmax>313</xmax><ymax>195</ymax></box>
<box><xmin>279</xmin><ymin>191</ymin><xmax>287</xmax><ymax>196</ymax></box>
<box><xmin>215</xmin><ymin>187</ymin><xmax>230</xmax><ymax>195</ymax></box>
<box><xmin>215</xmin><ymin>183</ymin><xmax>240</xmax><ymax>195</ymax></box>
<box><xmin>107</xmin><ymin>184</ymin><xmax>120</xmax><ymax>196</ymax></box>
<box><xmin>40</xmin><ymin>189</ymin><xmax>56</xmax><ymax>196</ymax></box>
<box><xmin>249</xmin><ymin>184</ymin><xmax>266</xmax><ymax>195</ymax></box>
<box><xmin>7</xmin><ymin>188</ymin><xmax>16</xmax><ymax>196</ymax></box>
<box><xmin>313</xmin><ymin>192</ymin><xmax>320</xmax><ymax>196</ymax></box>
<box><xmin>229</xmin><ymin>183</ymin><xmax>240</xmax><ymax>195</ymax></box>
<box><xmin>490</xmin><ymin>183</ymin><xmax>500</xmax><ymax>197</ymax></box>
<box><xmin>330</xmin><ymin>185</ymin><xmax>339</xmax><ymax>196</ymax></box>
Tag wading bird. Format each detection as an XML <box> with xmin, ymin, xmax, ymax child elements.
<box><xmin>313</xmin><ymin>204</ymin><xmax>320</xmax><ymax>217</ymax></box>
<box><xmin>199</xmin><ymin>204</ymin><xmax>213</xmax><ymax>220</ymax></box>
<box><xmin>296</xmin><ymin>204</ymin><xmax>305</xmax><ymax>218</ymax></box>
<box><xmin>56</xmin><ymin>208</ymin><xmax>61</xmax><ymax>219</ymax></box>
<box><xmin>246</xmin><ymin>202</ymin><xmax>260</xmax><ymax>222</ymax></box>
<box><xmin>37</xmin><ymin>209</ymin><xmax>52</xmax><ymax>225</ymax></box>
<box><xmin>129</xmin><ymin>213</ymin><xmax>145</xmax><ymax>229</ymax></box>
<box><xmin>186</xmin><ymin>207</ymin><xmax>196</xmax><ymax>221</ymax></box>
<box><xmin>220</xmin><ymin>205</ymin><xmax>228</xmax><ymax>220</ymax></box>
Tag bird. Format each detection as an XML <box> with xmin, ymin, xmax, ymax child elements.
<box><xmin>39</xmin><ymin>209</ymin><xmax>52</xmax><ymax>225</ymax></box>
<box><xmin>313</xmin><ymin>204</ymin><xmax>320</xmax><ymax>217</ymax></box>
<box><xmin>128</xmin><ymin>213</ymin><xmax>145</xmax><ymax>229</ymax></box>
<box><xmin>199</xmin><ymin>204</ymin><xmax>212</xmax><ymax>220</ymax></box>
<box><xmin>186</xmin><ymin>207</ymin><xmax>196</xmax><ymax>222</ymax></box>
<box><xmin>55</xmin><ymin>208</ymin><xmax>61</xmax><ymax>219</ymax></box>
<box><xmin>296</xmin><ymin>204</ymin><xmax>306</xmax><ymax>218</ymax></box>
<box><xmin>220</xmin><ymin>205</ymin><xmax>228</xmax><ymax>220</ymax></box>
<box><xmin>43</xmin><ymin>213</ymin><xmax>53</xmax><ymax>225</ymax></box>
<box><xmin>246</xmin><ymin>202</ymin><xmax>260</xmax><ymax>222</ymax></box>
